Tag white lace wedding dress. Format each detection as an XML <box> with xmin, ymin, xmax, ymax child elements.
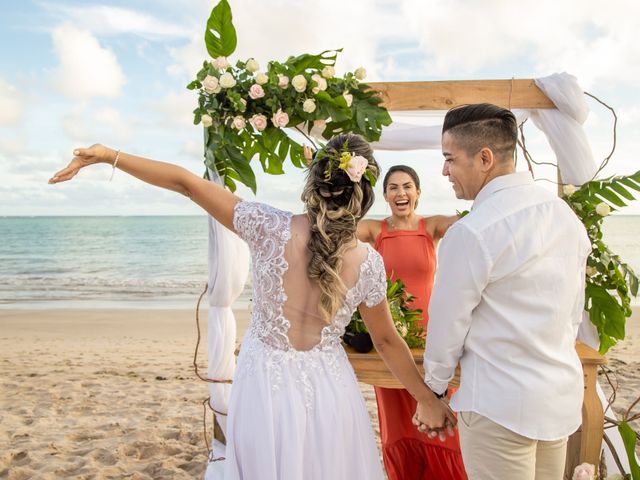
<box><xmin>223</xmin><ymin>201</ymin><xmax>386</xmax><ymax>480</ymax></box>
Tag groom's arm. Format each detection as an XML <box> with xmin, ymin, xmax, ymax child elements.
<box><xmin>423</xmin><ymin>223</ymin><xmax>491</xmax><ymax>394</ymax></box>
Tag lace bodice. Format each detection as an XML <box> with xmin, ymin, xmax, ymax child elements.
<box><xmin>233</xmin><ymin>201</ymin><xmax>387</xmax><ymax>353</ymax></box>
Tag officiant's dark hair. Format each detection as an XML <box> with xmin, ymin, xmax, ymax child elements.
<box><xmin>301</xmin><ymin>133</ymin><xmax>380</xmax><ymax>323</ymax></box>
<box><xmin>442</xmin><ymin>103</ymin><xmax>518</xmax><ymax>163</ymax></box>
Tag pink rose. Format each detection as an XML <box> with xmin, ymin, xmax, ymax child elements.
<box><xmin>248</xmin><ymin>83</ymin><xmax>265</xmax><ymax>100</ymax></box>
<box><xmin>232</xmin><ymin>115</ymin><xmax>246</xmax><ymax>130</ymax></box>
<box><xmin>249</xmin><ymin>114</ymin><xmax>267</xmax><ymax>131</ymax></box>
<box><xmin>271</xmin><ymin>109</ymin><xmax>289</xmax><ymax>128</ymax></box>
<box><xmin>277</xmin><ymin>75</ymin><xmax>289</xmax><ymax>88</ymax></box>
<box><xmin>345</xmin><ymin>154</ymin><xmax>368</xmax><ymax>182</ymax></box>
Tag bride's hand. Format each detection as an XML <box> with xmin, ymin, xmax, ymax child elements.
<box><xmin>48</xmin><ymin>144</ymin><xmax>116</xmax><ymax>184</ymax></box>
<box><xmin>413</xmin><ymin>397</ymin><xmax>457</xmax><ymax>442</ymax></box>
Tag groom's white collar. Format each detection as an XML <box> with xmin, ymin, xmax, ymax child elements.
<box><xmin>472</xmin><ymin>171</ymin><xmax>534</xmax><ymax>209</ymax></box>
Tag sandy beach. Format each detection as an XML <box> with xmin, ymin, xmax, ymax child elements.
<box><xmin>1</xmin><ymin>307</ymin><xmax>637</xmax><ymax>479</ymax></box>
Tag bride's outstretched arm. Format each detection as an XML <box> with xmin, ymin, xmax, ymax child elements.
<box><xmin>359</xmin><ymin>300</ymin><xmax>456</xmax><ymax>439</ymax></box>
<box><xmin>49</xmin><ymin>144</ymin><xmax>241</xmax><ymax>231</ymax></box>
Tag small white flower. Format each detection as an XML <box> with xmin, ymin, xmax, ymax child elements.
<box><xmin>277</xmin><ymin>75</ymin><xmax>289</xmax><ymax>89</ymax></box>
<box><xmin>302</xmin><ymin>98</ymin><xmax>317</xmax><ymax>113</ymax></box>
<box><xmin>586</xmin><ymin>266</ymin><xmax>597</xmax><ymax>277</ymax></box>
<box><xmin>572</xmin><ymin>463</ymin><xmax>595</xmax><ymax>480</ymax></box>
<box><xmin>562</xmin><ymin>184</ymin><xmax>577</xmax><ymax>196</ymax></box>
<box><xmin>255</xmin><ymin>72</ymin><xmax>269</xmax><ymax>85</ymax></box>
<box><xmin>311</xmin><ymin>74</ymin><xmax>327</xmax><ymax>94</ymax></box>
<box><xmin>219</xmin><ymin>72</ymin><xmax>236</xmax><ymax>89</ymax></box>
<box><xmin>202</xmin><ymin>75</ymin><xmax>219</xmax><ymax>94</ymax></box>
<box><xmin>232</xmin><ymin>115</ymin><xmax>246</xmax><ymax>130</ymax></box>
<box><xmin>398</xmin><ymin>324</ymin><xmax>408</xmax><ymax>337</ymax></box>
<box><xmin>245</xmin><ymin>58</ymin><xmax>259</xmax><ymax>73</ymax></box>
<box><xmin>213</xmin><ymin>56</ymin><xmax>230</xmax><ymax>71</ymax></box>
<box><xmin>343</xmin><ymin>91</ymin><xmax>353</xmax><ymax>107</ymax></box>
<box><xmin>291</xmin><ymin>74</ymin><xmax>307</xmax><ymax>93</ymax></box>
<box><xmin>201</xmin><ymin>114</ymin><xmax>213</xmax><ymax>128</ymax></box>
<box><xmin>321</xmin><ymin>65</ymin><xmax>335</xmax><ymax>79</ymax></box>
<box><xmin>354</xmin><ymin>67</ymin><xmax>367</xmax><ymax>80</ymax></box>
<box><xmin>595</xmin><ymin>202</ymin><xmax>611</xmax><ymax>217</ymax></box>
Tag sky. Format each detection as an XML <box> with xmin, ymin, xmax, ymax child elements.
<box><xmin>1</xmin><ymin>0</ymin><xmax>639</xmax><ymax>217</ymax></box>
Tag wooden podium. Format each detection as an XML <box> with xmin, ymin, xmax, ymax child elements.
<box><xmin>345</xmin><ymin>341</ymin><xmax>606</xmax><ymax>472</ymax></box>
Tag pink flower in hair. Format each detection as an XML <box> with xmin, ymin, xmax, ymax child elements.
<box><xmin>345</xmin><ymin>154</ymin><xmax>368</xmax><ymax>182</ymax></box>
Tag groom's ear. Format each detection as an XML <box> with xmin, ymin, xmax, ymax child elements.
<box><xmin>478</xmin><ymin>147</ymin><xmax>495</xmax><ymax>172</ymax></box>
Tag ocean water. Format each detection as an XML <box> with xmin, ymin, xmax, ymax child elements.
<box><xmin>1</xmin><ymin>215</ymin><xmax>639</xmax><ymax>309</ymax></box>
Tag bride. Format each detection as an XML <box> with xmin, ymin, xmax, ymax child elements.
<box><xmin>49</xmin><ymin>132</ymin><xmax>456</xmax><ymax>479</ymax></box>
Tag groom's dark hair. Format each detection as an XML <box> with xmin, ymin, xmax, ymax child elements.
<box><xmin>442</xmin><ymin>103</ymin><xmax>518</xmax><ymax>163</ymax></box>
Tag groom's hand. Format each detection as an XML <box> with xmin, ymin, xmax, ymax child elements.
<box><xmin>413</xmin><ymin>399</ymin><xmax>456</xmax><ymax>442</ymax></box>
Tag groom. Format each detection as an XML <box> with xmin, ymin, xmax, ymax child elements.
<box><xmin>420</xmin><ymin>103</ymin><xmax>591</xmax><ymax>479</ymax></box>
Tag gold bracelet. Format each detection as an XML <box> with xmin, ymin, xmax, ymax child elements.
<box><xmin>108</xmin><ymin>150</ymin><xmax>121</xmax><ymax>182</ymax></box>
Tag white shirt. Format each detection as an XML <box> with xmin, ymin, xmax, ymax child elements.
<box><xmin>424</xmin><ymin>172</ymin><xmax>591</xmax><ymax>440</ymax></box>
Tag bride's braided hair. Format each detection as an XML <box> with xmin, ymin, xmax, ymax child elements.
<box><xmin>301</xmin><ymin>133</ymin><xmax>380</xmax><ymax>323</ymax></box>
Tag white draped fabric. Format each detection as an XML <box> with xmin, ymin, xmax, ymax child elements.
<box><xmin>204</xmin><ymin>169</ymin><xmax>250</xmax><ymax>480</ymax></box>
<box><xmin>204</xmin><ymin>72</ymin><xmax>626</xmax><ymax>477</ymax></box>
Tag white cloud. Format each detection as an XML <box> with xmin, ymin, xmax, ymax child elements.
<box><xmin>51</xmin><ymin>24</ymin><xmax>126</xmax><ymax>99</ymax></box>
<box><xmin>147</xmin><ymin>90</ymin><xmax>199</xmax><ymax>128</ymax></box>
<box><xmin>0</xmin><ymin>78</ymin><xmax>22</xmax><ymax>126</ymax></box>
<box><xmin>399</xmin><ymin>0</ymin><xmax>640</xmax><ymax>86</ymax></box>
<box><xmin>43</xmin><ymin>4</ymin><xmax>190</xmax><ymax>40</ymax></box>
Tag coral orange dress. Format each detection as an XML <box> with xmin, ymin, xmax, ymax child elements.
<box><xmin>374</xmin><ymin>219</ymin><xmax>466</xmax><ymax>480</ymax></box>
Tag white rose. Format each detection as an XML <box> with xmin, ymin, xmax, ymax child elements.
<box><xmin>255</xmin><ymin>72</ymin><xmax>269</xmax><ymax>85</ymax></box>
<box><xmin>595</xmin><ymin>202</ymin><xmax>611</xmax><ymax>216</ymax></box>
<box><xmin>202</xmin><ymin>75</ymin><xmax>219</xmax><ymax>94</ymax></box>
<box><xmin>302</xmin><ymin>98</ymin><xmax>317</xmax><ymax>113</ymax></box>
<box><xmin>277</xmin><ymin>75</ymin><xmax>289</xmax><ymax>89</ymax></box>
<box><xmin>201</xmin><ymin>114</ymin><xmax>213</xmax><ymax>128</ymax></box>
<box><xmin>219</xmin><ymin>72</ymin><xmax>236</xmax><ymax>89</ymax></box>
<box><xmin>354</xmin><ymin>67</ymin><xmax>366</xmax><ymax>80</ymax></box>
<box><xmin>291</xmin><ymin>74</ymin><xmax>307</xmax><ymax>93</ymax></box>
<box><xmin>343</xmin><ymin>91</ymin><xmax>353</xmax><ymax>107</ymax></box>
<box><xmin>213</xmin><ymin>56</ymin><xmax>230</xmax><ymax>71</ymax></box>
<box><xmin>245</xmin><ymin>58</ymin><xmax>259</xmax><ymax>73</ymax></box>
<box><xmin>271</xmin><ymin>109</ymin><xmax>289</xmax><ymax>128</ymax></box>
<box><xmin>232</xmin><ymin>115</ymin><xmax>246</xmax><ymax>130</ymax></box>
<box><xmin>311</xmin><ymin>74</ymin><xmax>327</xmax><ymax>94</ymax></box>
<box><xmin>562</xmin><ymin>184</ymin><xmax>577</xmax><ymax>196</ymax></box>
<box><xmin>321</xmin><ymin>66</ymin><xmax>335</xmax><ymax>79</ymax></box>
<box><xmin>249</xmin><ymin>114</ymin><xmax>267</xmax><ymax>131</ymax></box>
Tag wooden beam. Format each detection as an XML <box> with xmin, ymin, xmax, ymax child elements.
<box><xmin>367</xmin><ymin>79</ymin><xmax>556</xmax><ymax>111</ymax></box>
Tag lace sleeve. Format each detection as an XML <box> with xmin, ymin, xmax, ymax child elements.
<box><xmin>233</xmin><ymin>201</ymin><xmax>290</xmax><ymax>251</ymax></box>
<box><xmin>363</xmin><ymin>248</ymin><xmax>387</xmax><ymax>308</ymax></box>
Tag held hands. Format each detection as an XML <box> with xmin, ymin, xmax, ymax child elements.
<box><xmin>412</xmin><ymin>395</ymin><xmax>457</xmax><ymax>442</ymax></box>
<box><xmin>48</xmin><ymin>144</ymin><xmax>116</xmax><ymax>184</ymax></box>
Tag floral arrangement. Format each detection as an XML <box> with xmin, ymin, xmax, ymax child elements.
<box><xmin>561</xmin><ymin>172</ymin><xmax>640</xmax><ymax>355</ymax></box>
<box><xmin>187</xmin><ymin>0</ymin><xmax>391</xmax><ymax>193</ymax></box>
<box><xmin>346</xmin><ymin>278</ymin><xmax>425</xmax><ymax>349</ymax></box>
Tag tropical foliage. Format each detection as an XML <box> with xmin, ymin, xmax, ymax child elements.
<box><xmin>188</xmin><ymin>0</ymin><xmax>391</xmax><ymax>193</ymax></box>
<box><xmin>347</xmin><ymin>278</ymin><xmax>425</xmax><ymax>349</ymax></box>
<box><xmin>562</xmin><ymin>172</ymin><xmax>640</xmax><ymax>355</ymax></box>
